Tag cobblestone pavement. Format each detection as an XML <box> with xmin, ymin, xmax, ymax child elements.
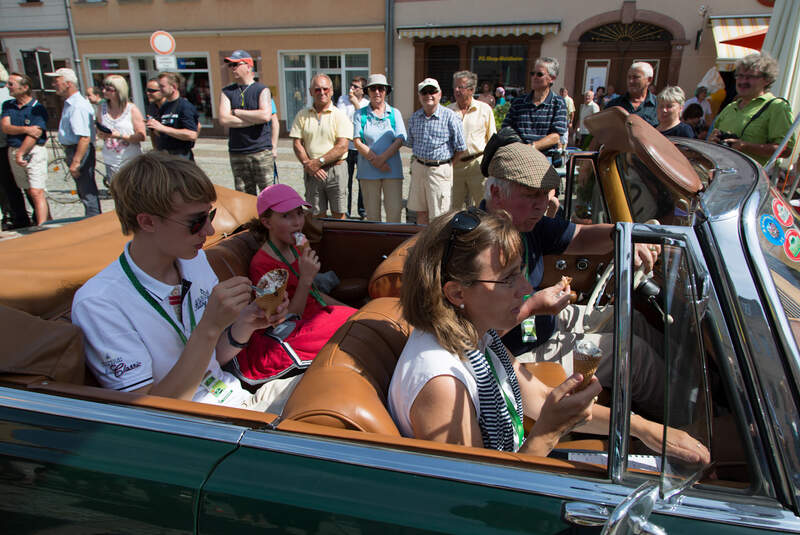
<box><xmin>46</xmin><ymin>137</ymin><xmax>415</xmax><ymax>222</ymax></box>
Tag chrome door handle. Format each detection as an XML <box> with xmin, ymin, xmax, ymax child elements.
<box><xmin>562</xmin><ymin>501</ymin><xmax>609</xmax><ymax>527</ymax></box>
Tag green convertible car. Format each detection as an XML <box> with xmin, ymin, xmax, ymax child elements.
<box><xmin>1</xmin><ymin>107</ymin><xmax>800</xmax><ymax>534</ymax></box>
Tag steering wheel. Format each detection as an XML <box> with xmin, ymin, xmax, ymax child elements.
<box><xmin>583</xmin><ymin>261</ymin><xmax>656</xmax><ymax>334</ymax></box>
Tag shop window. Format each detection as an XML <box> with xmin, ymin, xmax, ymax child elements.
<box><xmin>427</xmin><ymin>45</ymin><xmax>459</xmax><ymax>103</ymax></box>
<box><xmin>471</xmin><ymin>44</ymin><xmax>527</xmax><ymax>99</ymax></box>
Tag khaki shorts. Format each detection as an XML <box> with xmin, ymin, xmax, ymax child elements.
<box><xmin>408</xmin><ymin>159</ymin><xmax>452</xmax><ymax>217</ymax></box>
<box><xmin>9</xmin><ymin>145</ymin><xmax>48</xmax><ymax>190</ymax></box>
<box><xmin>303</xmin><ymin>160</ymin><xmax>347</xmax><ymax>216</ymax></box>
<box><xmin>452</xmin><ymin>158</ymin><xmax>485</xmax><ymax>209</ymax></box>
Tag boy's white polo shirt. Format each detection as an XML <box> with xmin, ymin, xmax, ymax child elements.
<box><xmin>72</xmin><ymin>244</ymin><xmax>250</xmax><ymax>407</ymax></box>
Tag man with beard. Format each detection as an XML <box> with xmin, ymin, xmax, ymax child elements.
<box><xmin>147</xmin><ymin>72</ymin><xmax>199</xmax><ymax>160</ymax></box>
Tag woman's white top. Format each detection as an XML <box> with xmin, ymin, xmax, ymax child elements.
<box><xmin>388</xmin><ymin>329</ymin><xmax>514</xmax><ymax>439</ymax></box>
<box><xmin>100</xmin><ymin>101</ymin><xmax>141</xmax><ymax>170</ymax></box>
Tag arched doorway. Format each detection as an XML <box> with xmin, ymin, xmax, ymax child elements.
<box><xmin>563</xmin><ymin>4</ymin><xmax>689</xmax><ymax>99</ymax></box>
<box><xmin>575</xmin><ymin>21</ymin><xmax>672</xmax><ymax>97</ymax></box>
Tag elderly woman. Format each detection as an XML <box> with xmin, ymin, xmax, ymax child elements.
<box><xmin>388</xmin><ymin>207</ymin><xmax>711</xmax><ymax>461</ymax></box>
<box><xmin>97</xmin><ymin>74</ymin><xmax>146</xmax><ymax>179</ymax></box>
<box><xmin>710</xmin><ymin>52</ymin><xmax>795</xmax><ymax>165</ymax></box>
<box><xmin>352</xmin><ymin>74</ymin><xmax>407</xmax><ymax>222</ymax></box>
<box><xmin>656</xmin><ymin>86</ymin><xmax>695</xmax><ymax>138</ymax></box>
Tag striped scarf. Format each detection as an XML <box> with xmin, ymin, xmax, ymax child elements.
<box><xmin>466</xmin><ymin>329</ymin><xmax>524</xmax><ymax>452</ymax></box>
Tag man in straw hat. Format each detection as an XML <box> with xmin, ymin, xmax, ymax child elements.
<box><xmin>480</xmin><ymin>128</ymin><xmax>663</xmax><ymax>419</ymax></box>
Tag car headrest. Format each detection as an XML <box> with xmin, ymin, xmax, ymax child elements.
<box><xmin>369</xmin><ymin>235</ymin><xmax>418</xmax><ymax>299</ymax></box>
<box><xmin>585</xmin><ymin>107</ymin><xmax>703</xmax><ymax>197</ymax></box>
<box><xmin>282</xmin><ymin>297</ymin><xmax>411</xmax><ymax>435</ymax></box>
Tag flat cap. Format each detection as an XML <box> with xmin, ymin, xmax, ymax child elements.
<box><xmin>487</xmin><ymin>142</ymin><xmax>560</xmax><ymax>191</ymax></box>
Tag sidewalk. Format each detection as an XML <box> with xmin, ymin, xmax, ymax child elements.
<box><xmin>2</xmin><ymin>137</ymin><xmax>415</xmax><ymax>240</ymax></box>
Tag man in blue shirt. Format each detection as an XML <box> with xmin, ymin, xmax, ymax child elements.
<box><xmin>1</xmin><ymin>72</ymin><xmax>50</xmax><ymax>225</ymax></box>
<box><xmin>146</xmin><ymin>72</ymin><xmax>199</xmax><ymax>161</ymax></box>
<box><xmin>0</xmin><ymin>63</ymin><xmax>31</xmax><ymax>230</ymax></box>
<box><xmin>406</xmin><ymin>78</ymin><xmax>466</xmax><ymax>224</ymax></box>
<box><xmin>219</xmin><ymin>50</ymin><xmax>274</xmax><ymax>196</ymax></box>
<box><xmin>604</xmin><ymin>62</ymin><xmax>658</xmax><ymax>127</ymax></box>
<box><xmin>45</xmin><ymin>67</ymin><xmax>100</xmax><ymax>217</ymax></box>
<box><xmin>501</xmin><ymin>57</ymin><xmax>568</xmax><ymax>167</ymax></box>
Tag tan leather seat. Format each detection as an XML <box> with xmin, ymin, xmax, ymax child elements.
<box><xmin>368</xmin><ymin>235</ymin><xmax>417</xmax><ymax>299</ymax></box>
<box><xmin>282</xmin><ymin>297</ymin><xmax>409</xmax><ymax>434</ymax></box>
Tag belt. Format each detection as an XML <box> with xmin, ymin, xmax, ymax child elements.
<box><xmin>416</xmin><ymin>157</ymin><xmax>451</xmax><ymax>167</ymax></box>
<box><xmin>460</xmin><ymin>152</ymin><xmax>483</xmax><ymax>163</ymax></box>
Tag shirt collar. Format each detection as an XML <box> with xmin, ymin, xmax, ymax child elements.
<box><xmin>122</xmin><ymin>242</ymin><xmax>184</xmax><ymax>301</ymax></box>
<box><xmin>526</xmin><ymin>90</ymin><xmax>554</xmax><ymax>106</ymax></box>
<box><xmin>312</xmin><ymin>102</ymin><xmax>334</xmax><ymax>115</ymax></box>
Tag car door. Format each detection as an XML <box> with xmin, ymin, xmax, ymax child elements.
<box><xmin>568</xmin><ymin>222</ymin><xmax>800</xmax><ymax>534</ymax></box>
<box><xmin>0</xmin><ymin>387</ymin><xmax>242</xmax><ymax>534</ymax></box>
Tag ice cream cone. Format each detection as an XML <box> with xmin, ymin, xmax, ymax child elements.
<box><xmin>573</xmin><ymin>339</ymin><xmax>602</xmax><ymax>390</ymax></box>
<box><xmin>254</xmin><ymin>269</ymin><xmax>288</xmax><ymax>316</ymax></box>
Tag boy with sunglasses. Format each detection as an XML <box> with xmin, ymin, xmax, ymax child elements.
<box><xmin>72</xmin><ymin>152</ymin><xmax>300</xmax><ymax>413</ymax></box>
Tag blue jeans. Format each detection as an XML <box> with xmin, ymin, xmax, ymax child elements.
<box><xmin>64</xmin><ymin>143</ymin><xmax>100</xmax><ymax>217</ymax></box>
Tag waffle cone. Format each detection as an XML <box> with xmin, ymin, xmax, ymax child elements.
<box><xmin>573</xmin><ymin>356</ymin><xmax>601</xmax><ymax>390</ymax></box>
<box><xmin>255</xmin><ymin>283</ymin><xmax>286</xmax><ymax>316</ymax></box>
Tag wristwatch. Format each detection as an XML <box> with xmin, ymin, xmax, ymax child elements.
<box><xmin>318</xmin><ymin>156</ymin><xmax>326</xmax><ymax>165</ymax></box>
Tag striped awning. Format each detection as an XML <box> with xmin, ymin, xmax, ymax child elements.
<box><xmin>711</xmin><ymin>15</ymin><xmax>770</xmax><ymax>71</ymax></box>
<box><xmin>397</xmin><ymin>22</ymin><xmax>560</xmax><ymax>40</ymax></box>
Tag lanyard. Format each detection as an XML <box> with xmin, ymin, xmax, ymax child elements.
<box><xmin>119</xmin><ymin>253</ymin><xmax>196</xmax><ymax>345</ymax></box>
<box><xmin>265</xmin><ymin>240</ymin><xmax>327</xmax><ymax>307</ymax></box>
<box><xmin>483</xmin><ymin>349</ymin><xmax>525</xmax><ymax>449</ymax></box>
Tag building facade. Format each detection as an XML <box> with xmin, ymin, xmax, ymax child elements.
<box><xmin>392</xmin><ymin>0</ymin><xmax>775</xmax><ymax>116</ymax></box>
<box><xmin>70</xmin><ymin>0</ymin><xmax>386</xmax><ymax>135</ymax></box>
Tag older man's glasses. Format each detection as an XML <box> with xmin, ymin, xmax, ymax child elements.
<box><xmin>531</xmin><ymin>71</ymin><xmax>547</xmax><ymax>78</ymax></box>
<box><xmin>165</xmin><ymin>208</ymin><xmax>216</xmax><ymax>234</ymax></box>
<box><xmin>440</xmin><ymin>208</ymin><xmax>482</xmax><ymax>283</ymax></box>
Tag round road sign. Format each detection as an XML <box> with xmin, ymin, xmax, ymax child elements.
<box><xmin>150</xmin><ymin>31</ymin><xmax>176</xmax><ymax>55</ymax></box>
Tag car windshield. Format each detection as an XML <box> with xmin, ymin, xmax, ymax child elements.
<box><xmin>753</xmin><ymin>191</ymin><xmax>800</xmax><ymax>347</ymax></box>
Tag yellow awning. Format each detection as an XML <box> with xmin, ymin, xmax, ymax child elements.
<box><xmin>711</xmin><ymin>16</ymin><xmax>770</xmax><ymax>71</ymax></box>
<box><xmin>397</xmin><ymin>22</ymin><xmax>560</xmax><ymax>40</ymax></box>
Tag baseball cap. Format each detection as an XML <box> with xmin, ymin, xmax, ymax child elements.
<box><xmin>417</xmin><ymin>78</ymin><xmax>440</xmax><ymax>93</ymax></box>
<box><xmin>224</xmin><ymin>50</ymin><xmax>254</xmax><ymax>67</ymax></box>
<box><xmin>486</xmin><ymin>141</ymin><xmax>560</xmax><ymax>191</ymax></box>
<box><xmin>257</xmin><ymin>184</ymin><xmax>311</xmax><ymax>215</ymax></box>
<box><xmin>44</xmin><ymin>67</ymin><xmax>78</xmax><ymax>85</ymax></box>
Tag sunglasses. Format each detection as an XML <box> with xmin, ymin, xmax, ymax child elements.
<box><xmin>313</xmin><ymin>87</ymin><xmax>332</xmax><ymax>93</ymax></box>
<box><xmin>440</xmin><ymin>208</ymin><xmax>482</xmax><ymax>284</ymax></box>
<box><xmin>531</xmin><ymin>71</ymin><xmax>547</xmax><ymax>78</ymax></box>
<box><xmin>102</xmin><ymin>85</ymin><xmax>116</xmax><ymax>91</ymax></box>
<box><xmin>351</xmin><ymin>83</ymin><xmax>362</xmax><ymax>89</ymax></box>
<box><xmin>165</xmin><ymin>208</ymin><xmax>216</xmax><ymax>234</ymax></box>
<box><xmin>227</xmin><ymin>62</ymin><xmax>246</xmax><ymax>68</ymax></box>
<box><xmin>368</xmin><ymin>86</ymin><xmax>387</xmax><ymax>93</ymax></box>
<box><xmin>419</xmin><ymin>87</ymin><xmax>438</xmax><ymax>95</ymax></box>
<box><xmin>146</xmin><ymin>88</ymin><xmax>160</xmax><ymax>94</ymax></box>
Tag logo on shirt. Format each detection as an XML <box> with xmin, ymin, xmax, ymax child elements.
<box><xmin>194</xmin><ymin>288</ymin><xmax>210</xmax><ymax>311</ymax></box>
<box><xmin>102</xmin><ymin>354</ymin><xmax>143</xmax><ymax>378</ymax></box>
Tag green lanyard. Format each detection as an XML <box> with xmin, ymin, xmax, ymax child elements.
<box><xmin>265</xmin><ymin>240</ymin><xmax>327</xmax><ymax>307</ymax></box>
<box><xmin>119</xmin><ymin>253</ymin><xmax>196</xmax><ymax>345</ymax></box>
<box><xmin>483</xmin><ymin>349</ymin><xmax>525</xmax><ymax>449</ymax></box>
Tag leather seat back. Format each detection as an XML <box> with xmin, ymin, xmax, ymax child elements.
<box><xmin>282</xmin><ymin>297</ymin><xmax>410</xmax><ymax>435</ymax></box>
<box><xmin>368</xmin><ymin>235</ymin><xmax>417</xmax><ymax>299</ymax></box>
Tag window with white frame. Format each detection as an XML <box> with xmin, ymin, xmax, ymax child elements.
<box><xmin>21</xmin><ymin>49</ymin><xmax>54</xmax><ymax>91</ymax></box>
<box><xmin>281</xmin><ymin>51</ymin><xmax>369</xmax><ymax>126</ymax></box>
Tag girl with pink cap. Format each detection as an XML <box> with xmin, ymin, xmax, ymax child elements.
<box><xmin>227</xmin><ymin>184</ymin><xmax>357</xmax><ymax>387</ymax></box>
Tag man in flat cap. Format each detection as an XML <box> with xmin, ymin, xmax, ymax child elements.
<box><xmin>480</xmin><ymin>130</ymin><xmax>662</xmax><ymax>418</ymax></box>
<box><xmin>219</xmin><ymin>50</ymin><xmax>274</xmax><ymax>196</ymax></box>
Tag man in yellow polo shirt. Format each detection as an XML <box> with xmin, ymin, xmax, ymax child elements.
<box><xmin>447</xmin><ymin>70</ymin><xmax>496</xmax><ymax>209</ymax></box>
<box><xmin>290</xmin><ymin>73</ymin><xmax>352</xmax><ymax>218</ymax></box>
<box><xmin>710</xmin><ymin>52</ymin><xmax>795</xmax><ymax>166</ymax></box>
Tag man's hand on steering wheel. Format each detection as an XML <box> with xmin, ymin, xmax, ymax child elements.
<box><xmin>633</xmin><ymin>242</ymin><xmax>660</xmax><ymax>272</ymax></box>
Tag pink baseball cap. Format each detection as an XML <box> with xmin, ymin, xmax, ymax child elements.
<box><xmin>257</xmin><ymin>184</ymin><xmax>310</xmax><ymax>214</ymax></box>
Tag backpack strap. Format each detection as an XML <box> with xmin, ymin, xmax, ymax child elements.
<box><xmin>740</xmin><ymin>96</ymin><xmax>788</xmax><ymax>138</ymax></box>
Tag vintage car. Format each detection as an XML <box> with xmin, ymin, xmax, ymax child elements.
<box><xmin>1</xmin><ymin>107</ymin><xmax>800</xmax><ymax>534</ymax></box>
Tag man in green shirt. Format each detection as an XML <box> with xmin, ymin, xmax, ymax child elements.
<box><xmin>710</xmin><ymin>52</ymin><xmax>795</xmax><ymax>166</ymax></box>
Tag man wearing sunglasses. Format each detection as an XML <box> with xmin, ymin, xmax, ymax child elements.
<box><xmin>406</xmin><ymin>78</ymin><xmax>466</xmax><ymax>224</ymax></box>
<box><xmin>501</xmin><ymin>58</ymin><xmax>568</xmax><ymax>168</ymax></box>
<box><xmin>73</xmin><ymin>152</ymin><xmax>299</xmax><ymax>413</ymax></box>
<box><xmin>146</xmin><ymin>72</ymin><xmax>199</xmax><ymax>161</ymax></box>
<box><xmin>219</xmin><ymin>50</ymin><xmax>276</xmax><ymax>196</ymax></box>
<box><xmin>145</xmin><ymin>78</ymin><xmax>165</xmax><ymax>150</ymax></box>
<box><xmin>289</xmin><ymin>73</ymin><xmax>351</xmax><ymax>219</ymax></box>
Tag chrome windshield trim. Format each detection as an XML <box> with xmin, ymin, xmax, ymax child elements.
<box><xmin>240</xmin><ymin>428</ymin><xmax>800</xmax><ymax>531</ymax></box>
<box><xmin>0</xmin><ymin>387</ymin><xmax>246</xmax><ymax>444</ymax></box>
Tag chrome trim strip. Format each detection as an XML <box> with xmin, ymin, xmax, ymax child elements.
<box><xmin>0</xmin><ymin>387</ymin><xmax>245</xmax><ymax>444</ymax></box>
<box><xmin>240</xmin><ymin>429</ymin><xmax>800</xmax><ymax>531</ymax></box>
<box><xmin>610</xmin><ymin>222</ymin><xmax>633</xmax><ymax>482</ymax></box>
